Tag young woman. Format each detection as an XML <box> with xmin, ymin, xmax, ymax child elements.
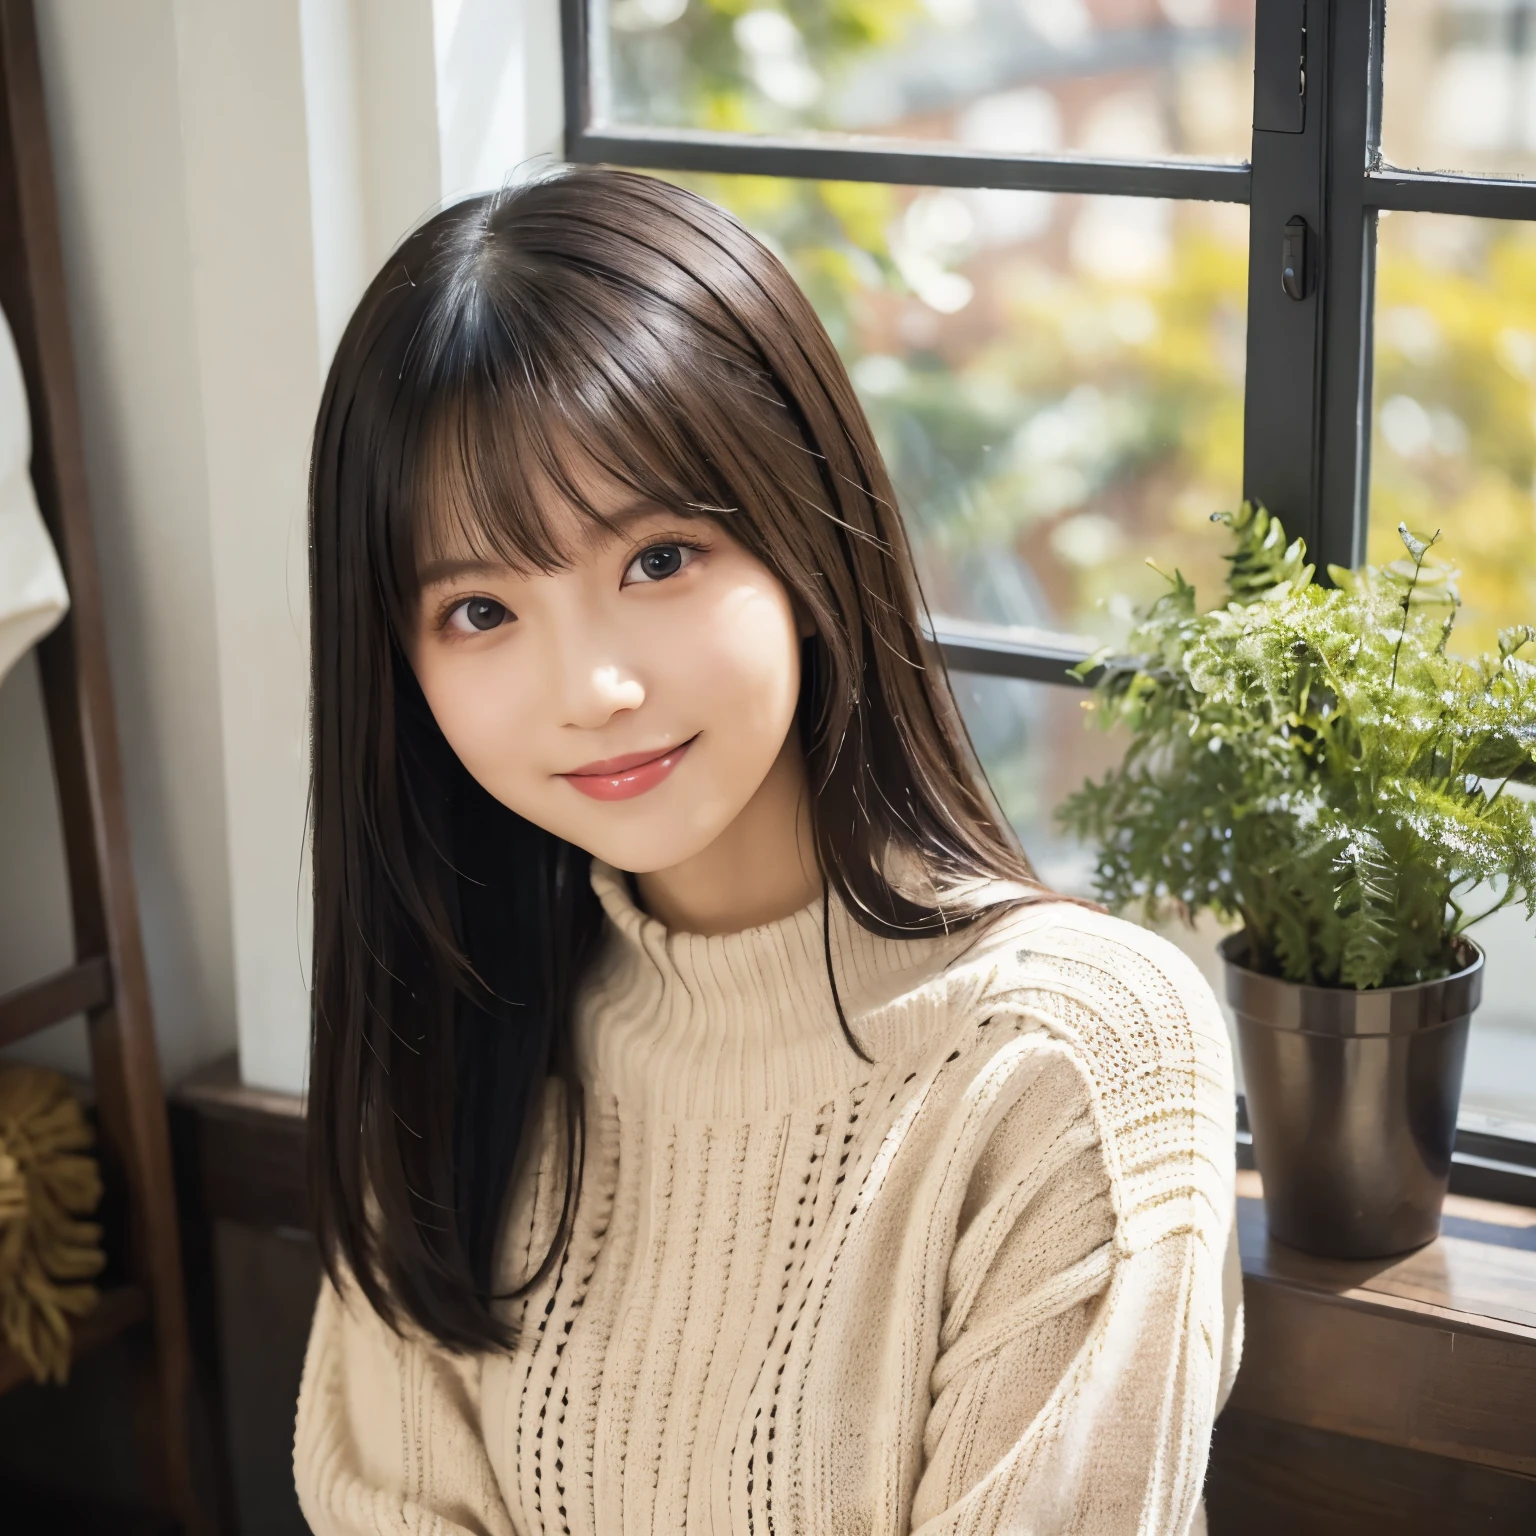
<box><xmin>294</xmin><ymin>168</ymin><xmax>1239</xmax><ymax>1536</ymax></box>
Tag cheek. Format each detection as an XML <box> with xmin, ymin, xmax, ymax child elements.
<box><xmin>414</xmin><ymin>648</ymin><xmax>541</xmax><ymax>789</ymax></box>
<box><xmin>680</xmin><ymin>582</ymin><xmax>802</xmax><ymax>739</ymax></box>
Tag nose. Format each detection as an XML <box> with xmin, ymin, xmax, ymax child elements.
<box><xmin>559</xmin><ymin>656</ymin><xmax>646</xmax><ymax>730</ymax></box>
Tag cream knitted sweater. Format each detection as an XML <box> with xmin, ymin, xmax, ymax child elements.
<box><xmin>295</xmin><ymin>861</ymin><xmax>1241</xmax><ymax>1536</ymax></box>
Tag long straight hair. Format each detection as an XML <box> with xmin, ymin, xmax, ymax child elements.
<box><xmin>308</xmin><ymin>167</ymin><xmax>1055</xmax><ymax>1352</ymax></box>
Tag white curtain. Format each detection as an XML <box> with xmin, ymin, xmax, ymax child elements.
<box><xmin>0</xmin><ymin>303</ymin><xmax>69</xmax><ymax>687</ymax></box>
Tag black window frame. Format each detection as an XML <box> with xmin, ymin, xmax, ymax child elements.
<box><xmin>560</xmin><ymin>0</ymin><xmax>1536</xmax><ymax>1200</ymax></box>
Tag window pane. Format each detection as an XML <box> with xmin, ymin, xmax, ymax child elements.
<box><xmin>661</xmin><ymin>172</ymin><xmax>1248</xmax><ymax>647</ymax></box>
<box><xmin>600</xmin><ymin>1</ymin><xmax>1256</xmax><ymax>164</ymax></box>
<box><xmin>1382</xmin><ymin>0</ymin><xmax>1536</xmax><ymax>179</ymax></box>
<box><xmin>951</xmin><ymin>672</ymin><xmax>1108</xmax><ymax>894</ymax></box>
<box><xmin>1370</xmin><ymin>211</ymin><xmax>1536</xmax><ymax>654</ymax></box>
<box><xmin>1459</xmin><ymin>880</ymin><xmax>1536</xmax><ymax>1140</ymax></box>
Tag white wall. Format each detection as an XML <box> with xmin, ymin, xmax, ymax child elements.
<box><xmin>1</xmin><ymin>0</ymin><xmax>562</xmax><ymax>1095</ymax></box>
<box><xmin>435</xmin><ymin>0</ymin><xmax>566</xmax><ymax>203</ymax></box>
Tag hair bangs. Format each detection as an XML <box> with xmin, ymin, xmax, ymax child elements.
<box><xmin>397</xmin><ymin>278</ymin><xmax>742</xmax><ymax>629</ymax></box>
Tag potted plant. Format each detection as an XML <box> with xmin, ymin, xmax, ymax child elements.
<box><xmin>1057</xmin><ymin>503</ymin><xmax>1536</xmax><ymax>1258</ymax></box>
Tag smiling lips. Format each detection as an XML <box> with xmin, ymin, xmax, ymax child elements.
<box><xmin>559</xmin><ymin>736</ymin><xmax>697</xmax><ymax>801</ymax></box>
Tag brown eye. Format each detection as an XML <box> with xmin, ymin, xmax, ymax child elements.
<box><xmin>447</xmin><ymin>597</ymin><xmax>509</xmax><ymax>633</ymax></box>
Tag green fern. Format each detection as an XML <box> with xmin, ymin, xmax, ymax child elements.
<box><xmin>1058</xmin><ymin>506</ymin><xmax>1536</xmax><ymax>988</ymax></box>
<box><xmin>1213</xmin><ymin>500</ymin><xmax>1313</xmax><ymax>604</ymax></box>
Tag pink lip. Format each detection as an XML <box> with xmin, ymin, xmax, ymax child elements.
<box><xmin>559</xmin><ymin>736</ymin><xmax>697</xmax><ymax>801</ymax></box>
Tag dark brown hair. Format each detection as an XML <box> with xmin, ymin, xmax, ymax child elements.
<box><xmin>307</xmin><ymin>166</ymin><xmax>1052</xmax><ymax>1351</ymax></box>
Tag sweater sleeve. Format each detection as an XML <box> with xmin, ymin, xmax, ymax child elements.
<box><xmin>910</xmin><ymin>916</ymin><xmax>1239</xmax><ymax>1536</ymax></box>
<box><xmin>293</xmin><ymin>1274</ymin><xmax>516</xmax><ymax>1536</ymax></box>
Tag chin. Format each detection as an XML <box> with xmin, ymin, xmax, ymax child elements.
<box><xmin>515</xmin><ymin>784</ymin><xmax>730</xmax><ymax>877</ymax></box>
<box><xmin>573</xmin><ymin>819</ymin><xmax>727</xmax><ymax>878</ymax></box>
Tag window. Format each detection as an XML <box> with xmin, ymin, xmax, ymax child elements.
<box><xmin>561</xmin><ymin>1</ymin><xmax>1536</xmax><ymax>1174</ymax></box>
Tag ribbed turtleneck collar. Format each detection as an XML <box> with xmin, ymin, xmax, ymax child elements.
<box><xmin>575</xmin><ymin>859</ymin><xmax>975</xmax><ymax>1119</ymax></box>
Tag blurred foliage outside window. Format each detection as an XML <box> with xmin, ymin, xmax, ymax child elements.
<box><xmin>666</xmin><ymin>172</ymin><xmax>1248</xmax><ymax>653</ymax></box>
<box><xmin>1382</xmin><ymin>0</ymin><xmax>1536</xmax><ymax>181</ymax></box>
<box><xmin>603</xmin><ymin>0</ymin><xmax>1256</xmax><ymax>161</ymax></box>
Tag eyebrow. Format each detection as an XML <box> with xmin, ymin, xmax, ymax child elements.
<box><xmin>416</xmin><ymin>502</ymin><xmax>695</xmax><ymax>589</ymax></box>
<box><xmin>416</xmin><ymin>556</ymin><xmax>509</xmax><ymax>590</ymax></box>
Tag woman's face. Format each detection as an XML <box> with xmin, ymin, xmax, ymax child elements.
<box><xmin>408</xmin><ymin>477</ymin><xmax>806</xmax><ymax>878</ymax></box>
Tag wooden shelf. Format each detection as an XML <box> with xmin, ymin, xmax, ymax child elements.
<box><xmin>173</xmin><ymin>1055</ymin><xmax>308</xmax><ymax>1233</ymax></box>
<box><xmin>0</xmin><ymin>1283</ymin><xmax>148</xmax><ymax>1397</ymax></box>
<box><xmin>1229</xmin><ymin>1168</ymin><xmax>1536</xmax><ymax>1478</ymax></box>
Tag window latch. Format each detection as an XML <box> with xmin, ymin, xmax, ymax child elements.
<box><xmin>1282</xmin><ymin>216</ymin><xmax>1312</xmax><ymax>301</ymax></box>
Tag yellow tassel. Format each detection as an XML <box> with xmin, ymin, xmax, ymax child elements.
<box><xmin>0</xmin><ymin>1067</ymin><xmax>105</xmax><ymax>1384</ymax></box>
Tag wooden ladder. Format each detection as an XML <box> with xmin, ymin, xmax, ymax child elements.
<box><xmin>0</xmin><ymin>2</ymin><xmax>212</xmax><ymax>1530</ymax></box>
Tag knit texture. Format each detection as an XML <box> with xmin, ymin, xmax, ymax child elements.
<box><xmin>295</xmin><ymin>860</ymin><xmax>1240</xmax><ymax>1535</ymax></box>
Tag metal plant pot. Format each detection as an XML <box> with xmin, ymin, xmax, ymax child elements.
<box><xmin>1220</xmin><ymin>934</ymin><xmax>1483</xmax><ymax>1259</ymax></box>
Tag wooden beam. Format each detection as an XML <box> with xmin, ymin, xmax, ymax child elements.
<box><xmin>0</xmin><ymin>956</ymin><xmax>111</xmax><ymax>1048</ymax></box>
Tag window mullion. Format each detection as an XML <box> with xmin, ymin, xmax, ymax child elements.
<box><xmin>568</xmin><ymin>127</ymin><xmax>1252</xmax><ymax>205</ymax></box>
<box><xmin>560</xmin><ymin>0</ymin><xmax>589</xmax><ymax>155</ymax></box>
<box><xmin>1242</xmin><ymin>0</ymin><xmax>1329</xmax><ymax>554</ymax></box>
<box><xmin>1314</xmin><ymin>0</ymin><xmax>1383</xmax><ymax>573</ymax></box>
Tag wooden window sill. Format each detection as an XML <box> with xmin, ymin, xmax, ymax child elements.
<box><xmin>1229</xmin><ymin>1167</ymin><xmax>1536</xmax><ymax>1477</ymax></box>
